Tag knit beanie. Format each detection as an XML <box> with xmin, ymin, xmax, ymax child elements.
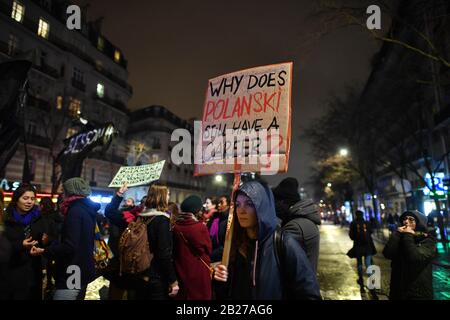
<box><xmin>181</xmin><ymin>195</ymin><xmax>203</xmax><ymax>214</ymax></box>
<box><xmin>272</xmin><ymin>177</ymin><xmax>301</xmax><ymax>205</ymax></box>
<box><xmin>63</xmin><ymin>177</ymin><xmax>91</xmax><ymax>197</ymax></box>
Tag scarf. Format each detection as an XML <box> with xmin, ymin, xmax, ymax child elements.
<box><xmin>12</xmin><ymin>205</ymin><xmax>40</xmax><ymax>226</ymax></box>
<box><xmin>60</xmin><ymin>195</ymin><xmax>86</xmax><ymax>217</ymax></box>
<box><xmin>209</xmin><ymin>216</ymin><xmax>220</xmax><ymax>244</ymax></box>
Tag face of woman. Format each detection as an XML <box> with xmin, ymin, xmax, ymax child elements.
<box><xmin>205</xmin><ymin>198</ymin><xmax>213</xmax><ymax>211</ymax></box>
<box><xmin>402</xmin><ymin>215</ymin><xmax>417</xmax><ymax>231</ymax></box>
<box><xmin>17</xmin><ymin>191</ymin><xmax>36</xmax><ymax>214</ymax></box>
<box><xmin>235</xmin><ymin>194</ymin><xmax>258</xmax><ymax>230</ymax></box>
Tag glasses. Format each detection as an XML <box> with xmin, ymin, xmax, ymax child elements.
<box><xmin>402</xmin><ymin>216</ymin><xmax>416</xmax><ymax>223</ymax></box>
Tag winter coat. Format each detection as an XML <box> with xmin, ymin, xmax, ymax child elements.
<box><xmin>223</xmin><ymin>181</ymin><xmax>321</xmax><ymax>300</ymax></box>
<box><xmin>139</xmin><ymin>209</ymin><xmax>177</xmax><ymax>289</ymax></box>
<box><xmin>278</xmin><ymin>200</ymin><xmax>321</xmax><ymax>273</ymax></box>
<box><xmin>44</xmin><ymin>198</ymin><xmax>100</xmax><ymax>289</ymax></box>
<box><xmin>3</xmin><ymin>205</ymin><xmax>53</xmax><ymax>300</ymax></box>
<box><xmin>383</xmin><ymin>211</ymin><xmax>436</xmax><ymax>300</ymax></box>
<box><xmin>0</xmin><ymin>227</ymin><xmax>12</xmax><ymax>300</ymax></box>
<box><xmin>347</xmin><ymin>218</ymin><xmax>377</xmax><ymax>258</ymax></box>
<box><xmin>173</xmin><ymin>215</ymin><xmax>213</xmax><ymax>300</ymax></box>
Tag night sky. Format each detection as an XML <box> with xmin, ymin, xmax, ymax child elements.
<box><xmin>76</xmin><ymin>0</ymin><xmax>382</xmax><ymax>192</ymax></box>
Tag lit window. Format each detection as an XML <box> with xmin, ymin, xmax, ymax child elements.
<box><xmin>66</xmin><ymin>127</ymin><xmax>78</xmax><ymax>138</ymax></box>
<box><xmin>56</xmin><ymin>96</ymin><xmax>63</xmax><ymax>110</ymax></box>
<box><xmin>97</xmin><ymin>37</ymin><xmax>104</xmax><ymax>51</ymax></box>
<box><xmin>114</xmin><ymin>50</ymin><xmax>121</xmax><ymax>63</ymax></box>
<box><xmin>97</xmin><ymin>83</ymin><xmax>105</xmax><ymax>98</ymax></box>
<box><xmin>8</xmin><ymin>34</ymin><xmax>19</xmax><ymax>56</ymax></box>
<box><xmin>11</xmin><ymin>1</ymin><xmax>25</xmax><ymax>23</ymax></box>
<box><xmin>37</xmin><ymin>18</ymin><xmax>50</xmax><ymax>39</ymax></box>
<box><xmin>68</xmin><ymin>97</ymin><xmax>81</xmax><ymax>118</ymax></box>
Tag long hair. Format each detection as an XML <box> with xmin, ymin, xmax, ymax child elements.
<box><xmin>39</xmin><ymin>197</ymin><xmax>55</xmax><ymax>215</ymax></box>
<box><xmin>145</xmin><ymin>184</ymin><xmax>169</xmax><ymax>212</ymax></box>
<box><xmin>229</xmin><ymin>190</ymin><xmax>259</xmax><ymax>263</ymax></box>
<box><xmin>8</xmin><ymin>183</ymin><xmax>36</xmax><ymax>210</ymax></box>
<box><xmin>168</xmin><ymin>201</ymin><xmax>180</xmax><ymax>228</ymax></box>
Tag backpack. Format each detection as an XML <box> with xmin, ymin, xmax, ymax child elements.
<box><xmin>118</xmin><ymin>216</ymin><xmax>155</xmax><ymax>276</ymax></box>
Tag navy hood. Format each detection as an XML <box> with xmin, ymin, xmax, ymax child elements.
<box><xmin>237</xmin><ymin>181</ymin><xmax>278</xmax><ymax>242</ymax></box>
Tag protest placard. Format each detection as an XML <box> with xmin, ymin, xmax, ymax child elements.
<box><xmin>108</xmin><ymin>160</ymin><xmax>165</xmax><ymax>187</ymax></box>
<box><xmin>194</xmin><ymin>62</ymin><xmax>292</xmax><ymax>176</ymax></box>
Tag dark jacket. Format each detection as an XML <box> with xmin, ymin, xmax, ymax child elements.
<box><xmin>3</xmin><ymin>206</ymin><xmax>52</xmax><ymax>300</ymax></box>
<box><xmin>104</xmin><ymin>195</ymin><xmax>127</xmax><ymax>258</ymax></box>
<box><xmin>225</xmin><ymin>181</ymin><xmax>321</xmax><ymax>300</ymax></box>
<box><xmin>0</xmin><ymin>227</ymin><xmax>12</xmax><ymax>300</ymax></box>
<box><xmin>44</xmin><ymin>198</ymin><xmax>100</xmax><ymax>289</ymax></box>
<box><xmin>348</xmin><ymin>218</ymin><xmax>377</xmax><ymax>258</ymax></box>
<box><xmin>383</xmin><ymin>211</ymin><xmax>436</xmax><ymax>300</ymax></box>
<box><xmin>277</xmin><ymin>199</ymin><xmax>321</xmax><ymax>273</ymax></box>
<box><xmin>139</xmin><ymin>209</ymin><xmax>177</xmax><ymax>289</ymax></box>
<box><xmin>173</xmin><ymin>215</ymin><xmax>212</xmax><ymax>300</ymax></box>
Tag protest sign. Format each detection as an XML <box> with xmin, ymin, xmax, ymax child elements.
<box><xmin>108</xmin><ymin>160</ymin><xmax>165</xmax><ymax>187</ymax></box>
<box><xmin>194</xmin><ymin>62</ymin><xmax>292</xmax><ymax>176</ymax></box>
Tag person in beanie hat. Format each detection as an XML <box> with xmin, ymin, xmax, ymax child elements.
<box><xmin>383</xmin><ymin>210</ymin><xmax>436</xmax><ymax>300</ymax></box>
<box><xmin>272</xmin><ymin>177</ymin><xmax>321</xmax><ymax>273</ymax></box>
<box><xmin>30</xmin><ymin>177</ymin><xmax>100</xmax><ymax>300</ymax></box>
<box><xmin>173</xmin><ymin>195</ymin><xmax>212</xmax><ymax>299</ymax></box>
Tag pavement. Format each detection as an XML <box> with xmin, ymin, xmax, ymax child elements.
<box><xmin>317</xmin><ymin>223</ymin><xmax>390</xmax><ymax>300</ymax></box>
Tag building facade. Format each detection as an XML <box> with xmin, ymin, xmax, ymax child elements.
<box><xmin>0</xmin><ymin>0</ymin><xmax>210</xmax><ymax>206</ymax></box>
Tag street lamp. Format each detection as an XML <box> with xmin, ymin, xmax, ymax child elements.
<box><xmin>327</xmin><ymin>182</ymin><xmax>332</xmax><ymax>188</ymax></box>
<box><xmin>215</xmin><ymin>175</ymin><xmax>223</xmax><ymax>183</ymax></box>
<box><xmin>339</xmin><ymin>148</ymin><xmax>349</xmax><ymax>157</ymax></box>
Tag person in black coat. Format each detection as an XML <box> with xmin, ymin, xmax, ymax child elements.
<box><xmin>104</xmin><ymin>183</ymin><xmax>132</xmax><ymax>299</ymax></box>
<box><xmin>347</xmin><ymin>210</ymin><xmax>377</xmax><ymax>290</ymax></box>
<box><xmin>0</xmin><ymin>195</ymin><xmax>12</xmax><ymax>300</ymax></box>
<box><xmin>273</xmin><ymin>177</ymin><xmax>321</xmax><ymax>273</ymax></box>
<box><xmin>383</xmin><ymin>210</ymin><xmax>436</xmax><ymax>300</ymax></box>
<box><xmin>30</xmin><ymin>177</ymin><xmax>99</xmax><ymax>300</ymax></box>
<box><xmin>3</xmin><ymin>183</ymin><xmax>55</xmax><ymax>300</ymax></box>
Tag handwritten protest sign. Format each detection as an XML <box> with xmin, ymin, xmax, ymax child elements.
<box><xmin>108</xmin><ymin>160</ymin><xmax>165</xmax><ymax>187</ymax></box>
<box><xmin>194</xmin><ymin>62</ymin><xmax>292</xmax><ymax>176</ymax></box>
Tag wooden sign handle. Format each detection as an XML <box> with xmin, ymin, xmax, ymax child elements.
<box><xmin>221</xmin><ymin>170</ymin><xmax>241</xmax><ymax>267</ymax></box>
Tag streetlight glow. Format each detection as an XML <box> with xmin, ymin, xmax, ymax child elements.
<box><xmin>215</xmin><ymin>175</ymin><xmax>223</xmax><ymax>183</ymax></box>
<box><xmin>339</xmin><ymin>148</ymin><xmax>349</xmax><ymax>157</ymax></box>
<box><xmin>327</xmin><ymin>182</ymin><xmax>332</xmax><ymax>188</ymax></box>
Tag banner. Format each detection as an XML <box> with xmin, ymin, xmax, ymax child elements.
<box><xmin>194</xmin><ymin>62</ymin><xmax>292</xmax><ymax>176</ymax></box>
<box><xmin>108</xmin><ymin>160</ymin><xmax>166</xmax><ymax>187</ymax></box>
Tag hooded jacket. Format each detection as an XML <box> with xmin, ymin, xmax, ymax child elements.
<box><xmin>226</xmin><ymin>181</ymin><xmax>321</xmax><ymax>300</ymax></box>
<box><xmin>44</xmin><ymin>198</ymin><xmax>100</xmax><ymax>289</ymax></box>
<box><xmin>383</xmin><ymin>210</ymin><xmax>436</xmax><ymax>300</ymax></box>
<box><xmin>277</xmin><ymin>199</ymin><xmax>321</xmax><ymax>273</ymax></box>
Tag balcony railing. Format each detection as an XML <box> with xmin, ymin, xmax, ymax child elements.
<box><xmin>27</xmin><ymin>95</ymin><xmax>50</xmax><ymax>112</ymax></box>
<box><xmin>71</xmin><ymin>78</ymin><xmax>86</xmax><ymax>92</ymax></box>
<box><xmin>94</xmin><ymin>94</ymin><xmax>128</xmax><ymax>113</ymax></box>
<box><xmin>0</xmin><ymin>3</ymin><xmax>132</xmax><ymax>94</ymax></box>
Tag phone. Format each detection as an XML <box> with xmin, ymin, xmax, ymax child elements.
<box><xmin>24</xmin><ymin>225</ymin><xmax>32</xmax><ymax>239</ymax></box>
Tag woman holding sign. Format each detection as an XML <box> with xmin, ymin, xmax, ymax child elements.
<box><xmin>213</xmin><ymin>180</ymin><xmax>321</xmax><ymax>300</ymax></box>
